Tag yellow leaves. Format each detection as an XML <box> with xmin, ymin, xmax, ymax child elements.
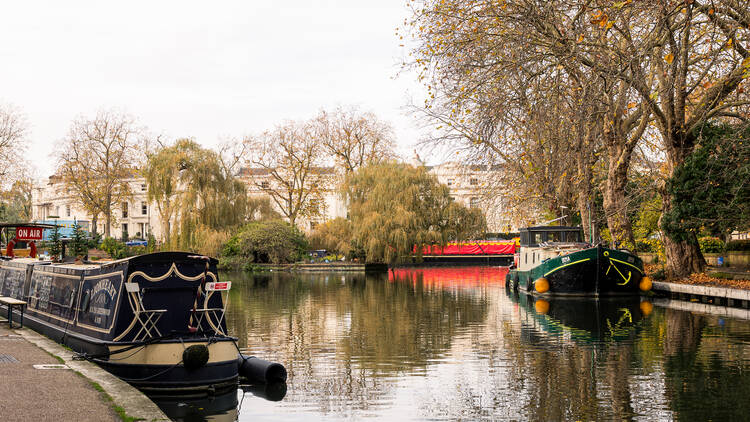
<box><xmin>577</xmin><ymin>34</ymin><xmax>585</xmax><ymax>43</ymax></box>
<box><xmin>664</xmin><ymin>53</ymin><xmax>674</xmax><ymax>64</ymax></box>
<box><xmin>627</xmin><ymin>102</ymin><xmax>637</xmax><ymax>109</ymax></box>
<box><xmin>708</xmin><ymin>8</ymin><xmax>715</xmax><ymax>15</ymax></box>
<box><xmin>726</xmin><ymin>38</ymin><xmax>733</xmax><ymax>48</ymax></box>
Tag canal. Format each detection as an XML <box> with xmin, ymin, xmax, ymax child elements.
<box><xmin>154</xmin><ymin>266</ymin><xmax>750</xmax><ymax>421</ymax></box>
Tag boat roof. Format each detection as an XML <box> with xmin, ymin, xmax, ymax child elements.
<box><xmin>0</xmin><ymin>222</ymin><xmax>57</xmax><ymax>229</ymax></box>
<box><xmin>520</xmin><ymin>226</ymin><xmax>582</xmax><ymax>232</ymax></box>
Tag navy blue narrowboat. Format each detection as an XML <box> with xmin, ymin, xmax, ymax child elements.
<box><xmin>0</xmin><ymin>252</ymin><xmax>239</xmax><ymax>394</ymax></box>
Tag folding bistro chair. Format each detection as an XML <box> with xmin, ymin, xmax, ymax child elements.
<box><xmin>195</xmin><ymin>281</ymin><xmax>231</xmax><ymax>335</ymax></box>
<box><xmin>125</xmin><ymin>282</ymin><xmax>167</xmax><ymax>341</ymax></box>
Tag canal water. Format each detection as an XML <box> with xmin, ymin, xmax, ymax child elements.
<box><xmin>157</xmin><ymin>267</ymin><xmax>750</xmax><ymax>421</ymax></box>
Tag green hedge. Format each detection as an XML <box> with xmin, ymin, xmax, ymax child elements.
<box><xmin>726</xmin><ymin>239</ymin><xmax>750</xmax><ymax>251</ymax></box>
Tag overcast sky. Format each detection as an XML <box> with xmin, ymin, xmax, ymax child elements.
<box><xmin>1</xmin><ymin>1</ymin><xmax>428</xmax><ymax>178</ymax></box>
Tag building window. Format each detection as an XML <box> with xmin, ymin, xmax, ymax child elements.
<box><xmin>122</xmin><ymin>202</ymin><xmax>128</xmax><ymax>218</ymax></box>
<box><xmin>470</xmin><ymin>197</ymin><xmax>480</xmax><ymax>208</ymax></box>
<box><xmin>66</xmin><ymin>204</ymin><xmax>71</xmax><ymax>217</ymax></box>
<box><xmin>141</xmin><ymin>183</ymin><xmax>146</xmax><ymax>191</ymax></box>
<box><xmin>141</xmin><ymin>202</ymin><xmax>147</xmax><ymax>215</ymax></box>
<box><xmin>470</xmin><ymin>178</ymin><xmax>478</xmax><ymax>186</ymax></box>
<box><xmin>260</xmin><ymin>181</ymin><xmax>269</xmax><ymax>189</ymax></box>
<box><xmin>122</xmin><ymin>223</ymin><xmax>128</xmax><ymax>239</ymax></box>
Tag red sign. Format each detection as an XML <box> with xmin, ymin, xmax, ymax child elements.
<box><xmin>205</xmin><ymin>282</ymin><xmax>231</xmax><ymax>291</ymax></box>
<box><xmin>16</xmin><ymin>227</ymin><xmax>43</xmax><ymax>241</ymax></box>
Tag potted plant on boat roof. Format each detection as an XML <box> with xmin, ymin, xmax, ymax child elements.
<box><xmin>71</xmin><ymin>220</ymin><xmax>88</xmax><ymax>263</ymax></box>
<box><xmin>48</xmin><ymin>218</ymin><xmax>62</xmax><ymax>262</ymax></box>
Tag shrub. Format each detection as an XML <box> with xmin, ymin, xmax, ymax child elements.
<box><xmin>100</xmin><ymin>237</ymin><xmax>128</xmax><ymax>259</ymax></box>
<box><xmin>726</xmin><ymin>240</ymin><xmax>750</xmax><ymax>251</ymax></box>
<box><xmin>223</xmin><ymin>219</ymin><xmax>308</xmax><ymax>264</ymax></box>
<box><xmin>698</xmin><ymin>236</ymin><xmax>725</xmax><ymax>253</ymax></box>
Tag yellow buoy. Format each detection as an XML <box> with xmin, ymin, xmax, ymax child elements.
<box><xmin>534</xmin><ymin>277</ymin><xmax>550</xmax><ymax>294</ymax></box>
<box><xmin>639</xmin><ymin>276</ymin><xmax>652</xmax><ymax>292</ymax></box>
<box><xmin>535</xmin><ymin>299</ymin><xmax>550</xmax><ymax>314</ymax></box>
<box><xmin>640</xmin><ymin>301</ymin><xmax>653</xmax><ymax>316</ymax></box>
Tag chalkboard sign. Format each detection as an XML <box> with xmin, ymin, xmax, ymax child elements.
<box><xmin>1</xmin><ymin>266</ymin><xmax>26</xmax><ymax>299</ymax></box>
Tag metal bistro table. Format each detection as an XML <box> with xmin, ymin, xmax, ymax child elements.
<box><xmin>0</xmin><ymin>296</ymin><xmax>26</xmax><ymax>328</ymax></box>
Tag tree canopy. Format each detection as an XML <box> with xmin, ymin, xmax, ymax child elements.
<box><xmin>344</xmin><ymin>162</ymin><xmax>486</xmax><ymax>264</ymax></box>
<box><xmin>55</xmin><ymin>109</ymin><xmax>140</xmax><ymax>236</ymax></box>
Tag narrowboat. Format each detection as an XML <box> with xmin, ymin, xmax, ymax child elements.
<box><xmin>0</xmin><ymin>251</ymin><xmax>240</xmax><ymax>394</ymax></box>
<box><xmin>506</xmin><ymin>226</ymin><xmax>652</xmax><ymax>296</ymax></box>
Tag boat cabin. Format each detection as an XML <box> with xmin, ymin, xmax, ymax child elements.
<box><xmin>517</xmin><ymin>226</ymin><xmax>586</xmax><ymax>271</ymax></box>
<box><xmin>0</xmin><ymin>223</ymin><xmax>57</xmax><ymax>258</ymax></box>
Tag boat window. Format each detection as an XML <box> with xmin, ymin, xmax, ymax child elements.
<box><xmin>524</xmin><ymin>253</ymin><xmax>527</xmax><ymax>264</ymax></box>
<box><xmin>80</xmin><ymin>290</ymin><xmax>91</xmax><ymax>313</ymax></box>
<box><xmin>532</xmin><ymin>252</ymin><xmax>535</xmax><ymax>264</ymax></box>
<box><xmin>550</xmin><ymin>232</ymin><xmax>561</xmax><ymax>242</ymax></box>
<box><xmin>534</xmin><ymin>233</ymin><xmax>543</xmax><ymax>244</ymax></box>
<box><xmin>566</xmin><ymin>231</ymin><xmax>581</xmax><ymax>242</ymax></box>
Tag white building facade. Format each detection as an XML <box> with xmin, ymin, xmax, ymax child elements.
<box><xmin>31</xmin><ymin>161</ymin><xmax>520</xmax><ymax>240</ymax></box>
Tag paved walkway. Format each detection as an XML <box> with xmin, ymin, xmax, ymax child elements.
<box><xmin>0</xmin><ymin>321</ymin><xmax>168</xmax><ymax>421</ymax></box>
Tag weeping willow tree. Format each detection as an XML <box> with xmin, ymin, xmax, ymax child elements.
<box><xmin>344</xmin><ymin>162</ymin><xmax>486</xmax><ymax>264</ymax></box>
<box><xmin>145</xmin><ymin>139</ymin><xmax>248</xmax><ymax>254</ymax></box>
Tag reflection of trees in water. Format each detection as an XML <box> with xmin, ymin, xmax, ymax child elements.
<box><xmin>660</xmin><ymin>310</ymin><xmax>750</xmax><ymax>421</ymax></box>
<box><xmin>223</xmin><ymin>270</ymin><xmax>489</xmax><ymax>413</ymax></box>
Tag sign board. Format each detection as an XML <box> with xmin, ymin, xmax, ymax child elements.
<box><xmin>16</xmin><ymin>226</ymin><xmax>44</xmax><ymax>241</ymax></box>
<box><xmin>205</xmin><ymin>281</ymin><xmax>231</xmax><ymax>291</ymax></box>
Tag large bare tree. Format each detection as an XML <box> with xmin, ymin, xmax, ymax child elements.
<box><xmin>55</xmin><ymin>110</ymin><xmax>140</xmax><ymax>237</ymax></box>
<box><xmin>313</xmin><ymin>106</ymin><xmax>397</xmax><ymax>173</ymax></box>
<box><xmin>0</xmin><ymin>104</ymin><xmax>27</xmax><ymax>182</ymax></box>
<box><xmin>244</xmin><ymin>121</ymin><xmax>328</xmax><ymax>226</ymax></box>
<box><xmin>405</xmin><ymin>0</ymin><xmax>750</xmax><ymax>276</ymax></box>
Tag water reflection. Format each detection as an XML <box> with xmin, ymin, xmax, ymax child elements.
<box><xmin>157</xmin><ymin>267</ymin><xmax>750</xmax><ymax>421</ymax></box>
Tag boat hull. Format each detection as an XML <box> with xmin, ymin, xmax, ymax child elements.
<box><xmin>6</xmin><ymin>306</ymin><xmax>239</xmax><ymax>394</ymax></box>
<box><xmin>508</xmin><ymin>246</ymin><xmax>645</xmax><ymax>296</ymax></box>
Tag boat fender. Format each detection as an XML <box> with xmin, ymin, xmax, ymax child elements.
<box><xmin>238</xmin><ymin>354</ymin><xmax>287</xmax><ymax>383</ymax></box>
<box><xmin>534</xmin><ymin>277</ymin><xmax>550</xmax><ymax>294</ymax></box>
<box><xmin>639</xmin><ymin>276</ymin><xmax>652</xmax><ymax>292</ymax></box>
<box><xmin>183</xmin><ymin>345</ymin><xmax>210</xmax><ymax>370</ymax></box>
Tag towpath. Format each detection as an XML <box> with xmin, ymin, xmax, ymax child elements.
<box><xmin>0</xmin><ymin>322</ymin><xmax>168</xmax><ymax>421</ymax></box>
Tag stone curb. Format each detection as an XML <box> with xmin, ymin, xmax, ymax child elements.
<box><xmin>15</xmin><ymin>327</ymin><xmax>169</xmax><ymax>422</ymax></box>
<box><xmin>652</xmin><ymin>280</ymin><xmax>750</xmax><ymax>302</ymax></box>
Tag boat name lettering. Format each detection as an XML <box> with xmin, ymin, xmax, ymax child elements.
<box><xmin>92</xmin><ymin>279</ymin><xmax>117</xmax><ymax>300</ymax></box>
<box><xmin>88</xmin><ymin>305</ymin><xmax>111</xmax><ymax>316</ymax></box>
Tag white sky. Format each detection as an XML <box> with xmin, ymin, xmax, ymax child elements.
<box><xmin>0</xmin><ymin>1</ymin><xmax>428</xmax><ymax>178</ymax></box>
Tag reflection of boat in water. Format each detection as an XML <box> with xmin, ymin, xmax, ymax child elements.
<box><xmin>389</xmin><ymin>266</ymin><xmax>509</xmax><ymax>289</ymax></box>
<box><xmin>507</xmin><ymin>289</ymin><xmax>653</xmax><ymax>343</ymax></box>
<box><xmin>507</xmin><ymin>226</ymin><xmax>652</xmax><ymax>296</ymax></box>
<box><xmin>151</xmin><ymin>388</ymin><xmax>239</xmax><ymax>422</ymax></box>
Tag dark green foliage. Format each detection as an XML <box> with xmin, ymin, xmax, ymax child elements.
<box><xmin>100</xmin><ymin>237</ymin><xmax>128</xmax><ymax>259</ymax></box>
<box><xmin>663</xmin><ymin>123</ymin><xmax>750</xmax><ymax>240</ymax></box>
<box><xmin>635</xmin><ymin>238</ymin><xmax>663</xmax><ymax>253</ymax></box>
<box><xmin>121</xmin><ymin>227</ymin><xmax>129</xmax><ymax>242</ymax></box>
<box><xmin>70</xmin><ymin>220</ymin><xmax>88</xmax><ymax>258</ymax></box>
<box><xmin>48</xmin><ymin>224</ymin><xmax>62</xmax><ymax>261</ymax></box>
<box><xmin>223</xmin><ymin>219</ymin><xmax>308</xmax><ymax>264</ymax></box>
<box><xmin>726</xmin><ymin>240</ymin><xmax>750</xmax><ymax>251</ymax></box>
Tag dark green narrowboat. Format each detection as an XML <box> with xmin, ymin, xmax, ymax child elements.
<box><xmin>507</xmin><ymin>226</ymin><xmax>652</xmax><ymax>296</ymax></box>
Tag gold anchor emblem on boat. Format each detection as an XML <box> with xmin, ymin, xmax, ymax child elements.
<box><xmin>603</xmin><ymin>251</ymin><xmax>631</xmax><ymax>285</ymax></box>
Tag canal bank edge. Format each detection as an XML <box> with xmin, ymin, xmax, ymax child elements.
<box><xmin>651</xmin><ymin>280</ymin><xmax>750</xmax><ymax>307</ymax></box>
<box><xmin>15</xmin><ymin>326</ymin><xmax>169</xmax><ymax>422</ymax></box>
